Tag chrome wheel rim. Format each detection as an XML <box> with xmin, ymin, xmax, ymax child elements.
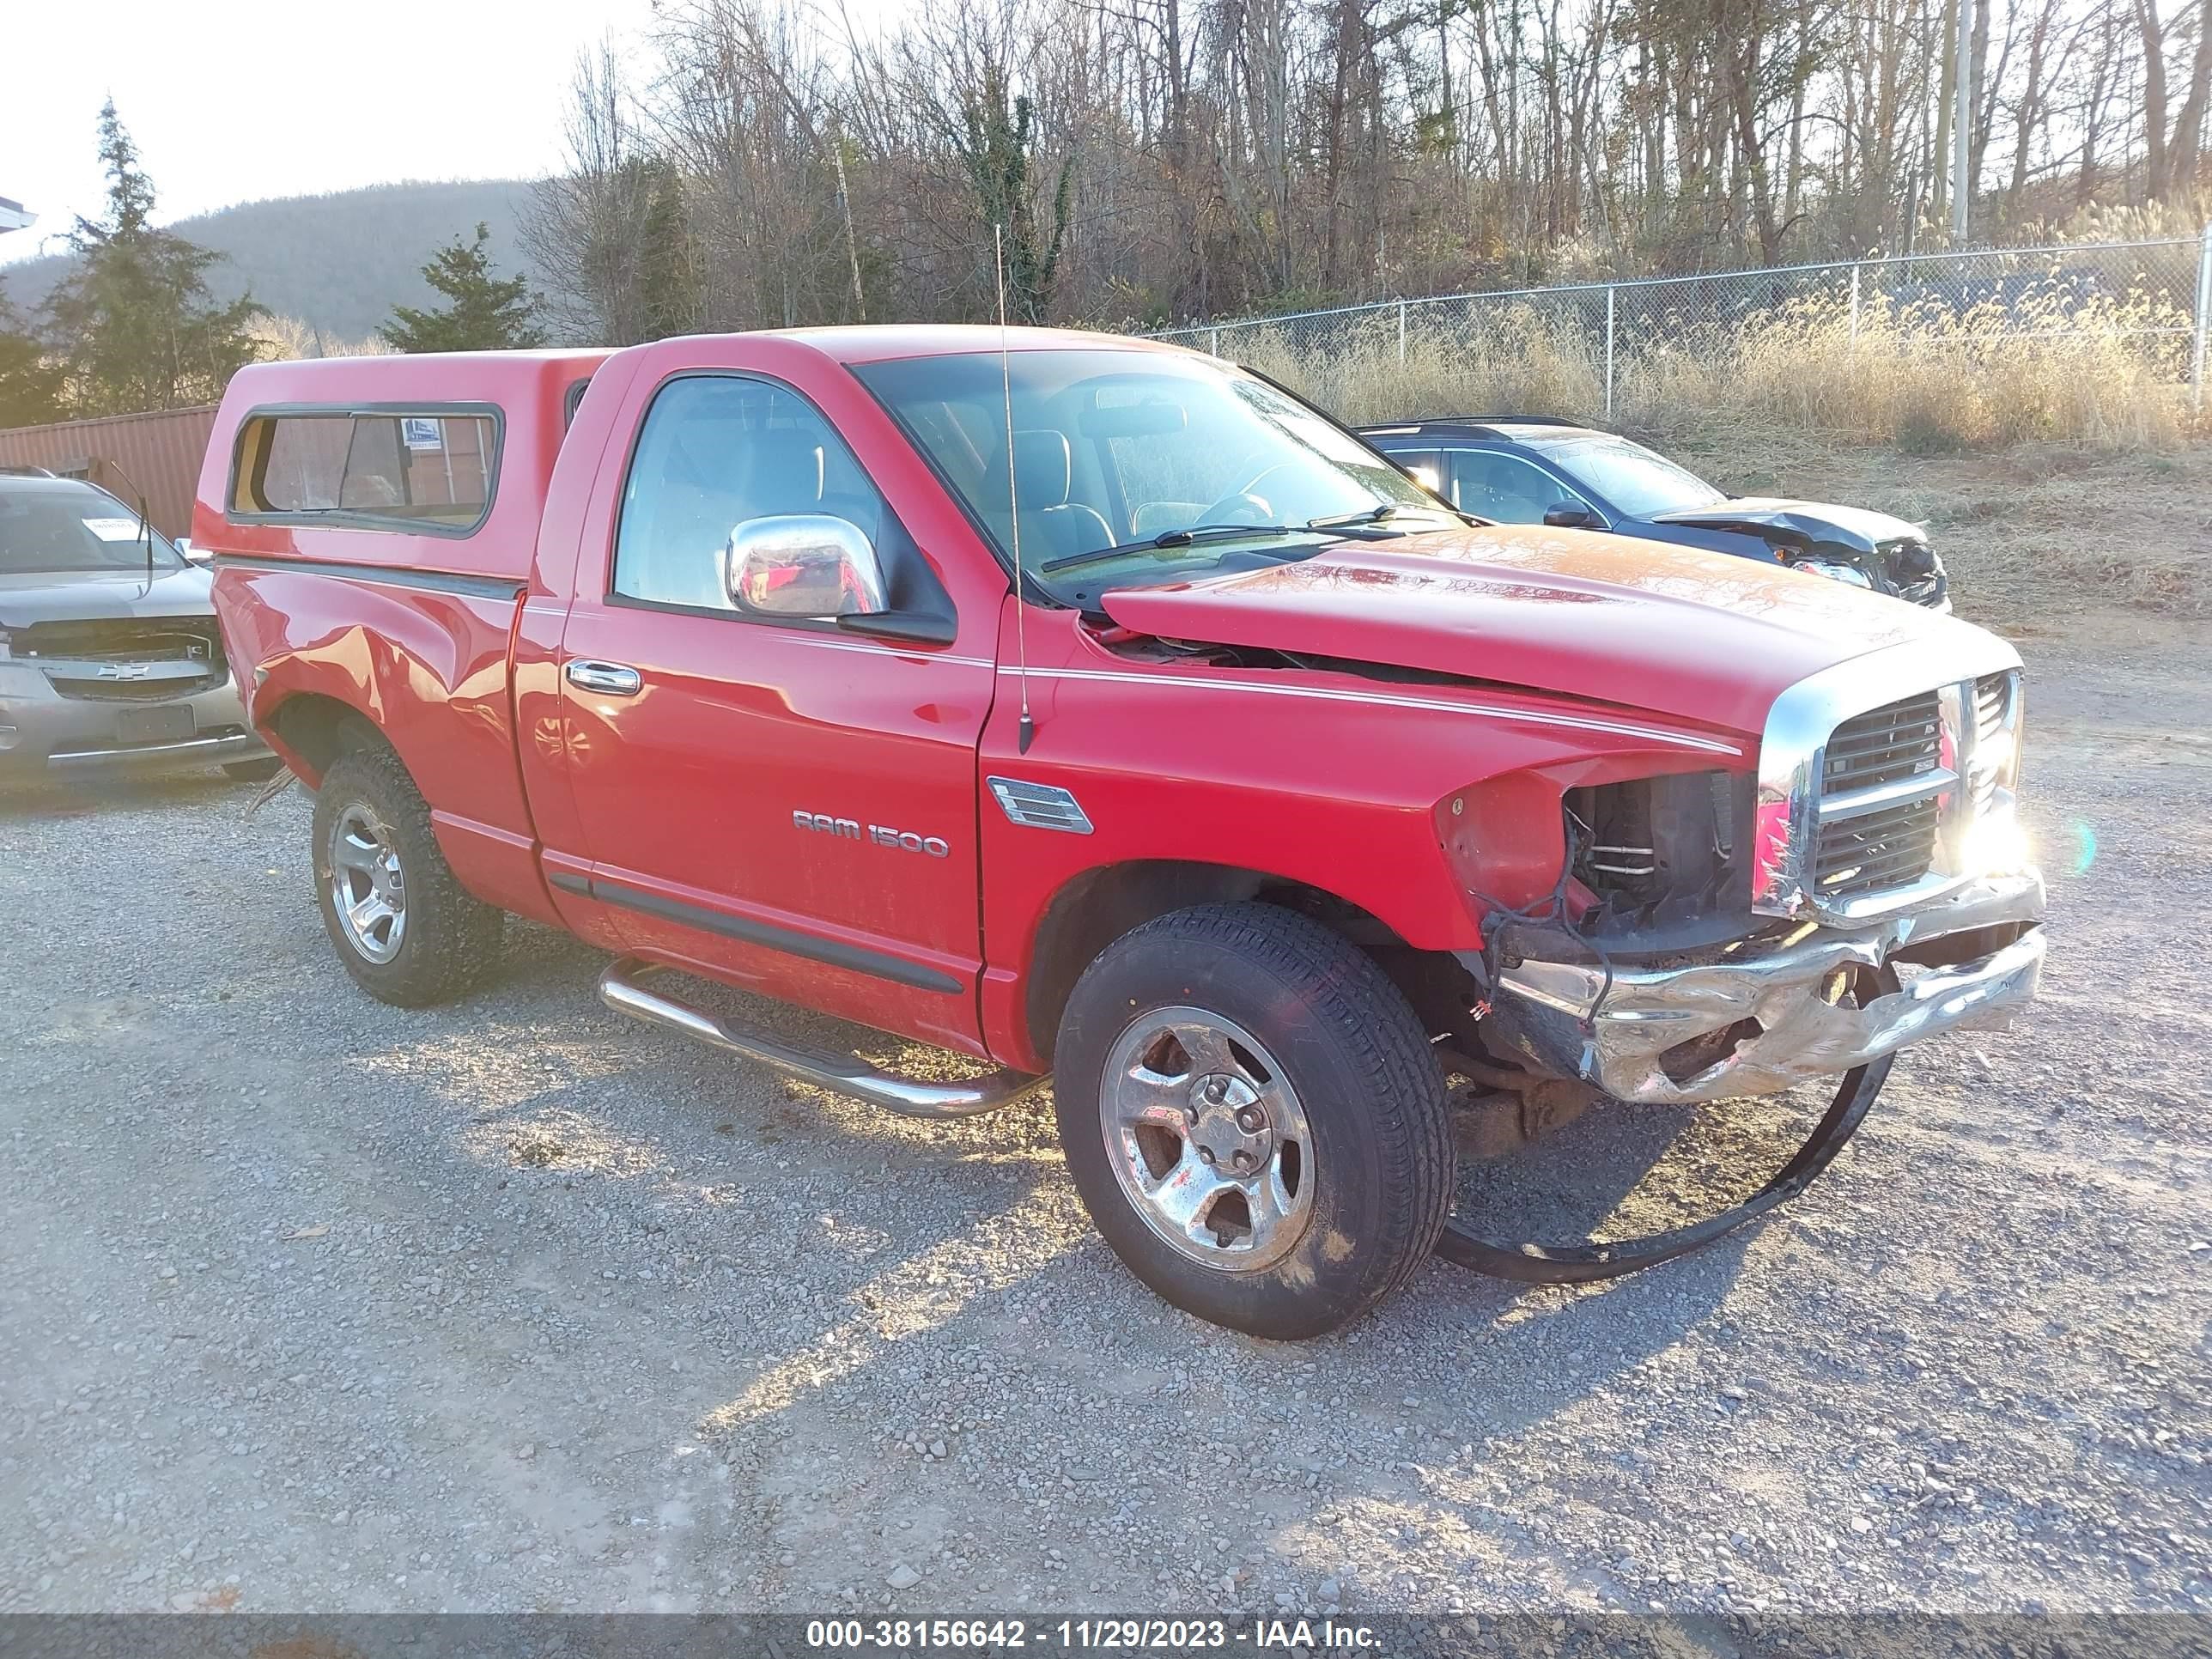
<box><xmin>1099</xmin><ymin>1006</ymin><xmax>1315</xmax><ymax>1273</ymax></box>
<box><xmin>328</xmin><ymin>804</ymin><xmax>406</xmax><ymax>964</ymax></box>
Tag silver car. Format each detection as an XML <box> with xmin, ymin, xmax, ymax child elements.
<box><xmin>0</xmin><ymin>474</ymin><xmax>276</xmax><ymax>781</ymax></box>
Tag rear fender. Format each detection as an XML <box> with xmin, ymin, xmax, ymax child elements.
<box><xmin>215</xmin><ymin>564</ymin><xmax>555</xmax><ymax>923</ymax></box>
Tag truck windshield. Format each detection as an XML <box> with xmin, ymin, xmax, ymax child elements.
<box><xmin>0</xmin><ymin>484</ymin><xmax>182</xmax><ymax>575</ymax></box>
<box><xmin>853</xmin><ymin>349</ymin><xmax>1444</xmax><ymax>599</ymax></box>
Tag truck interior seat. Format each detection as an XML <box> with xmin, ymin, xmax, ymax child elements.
<box><xmin>1004</xmin><ymin>429</ymin><xmax>1114</xmax><ymax>560</ymax></box>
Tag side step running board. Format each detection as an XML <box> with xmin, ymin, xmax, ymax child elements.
<box><xmin>597</xmin><ymin>957</ymin><xmax>1050</xmax><ymax>1119</ymax></box>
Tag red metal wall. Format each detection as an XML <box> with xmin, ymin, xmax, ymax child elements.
<box><xmin>0</xmin><ymin>405</ymin><xmax>218</xmax><ymax>540</ymax></box>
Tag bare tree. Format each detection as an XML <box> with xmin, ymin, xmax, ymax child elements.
<box><xmin>523</xmin><ymin>44</ymin><xmax>676</xmax><ymax>343</ymax></box>
<box><xmin>520</xmin><ymin>0</ymin><xmax>2199</xmax><ymax>336</ymax></box>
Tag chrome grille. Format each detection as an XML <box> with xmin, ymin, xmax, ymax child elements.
<box><xmin>1974</xmin><ymin>672</ymin><xmax>2010</xmax><ymax>746</ymax></box>
<box><xmin>1754</xmin><ymin>645</ymin><xmax>2026</xmax><ymax>921</ymax></box>
<box><xmin>45</xmin><ymin>669</ymin><xmax>221</xmax><ymax>702</ymax></box>
<box><xmin>13</xmin><ymin>617</ymin><xmax>226</xmax><ymax>703</ymax></box>
<box><xmin>1971</xmin><ymin>671</ymin><xmax>2014</xmax><ymax>816</ymax></box>
<box><xmin>1814</xmin><ymin>690</ymin><xmax>1948</xmax><ymax>896</ymax></box>
<box><xmin>1822</xmin><ymin>692</ymin><xmax>1942</xmax><ymax>792</ymax></box>
<box><xmin>1816</xmin><ymin>795</ymin><xmax>1943</xmax><ymax>896</ymax></box>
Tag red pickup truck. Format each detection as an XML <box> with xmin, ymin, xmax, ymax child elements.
<box><xmin>198</xmin><ymin>327</ymin><xmax>2045</xmax><ymax>1340</ymax></box>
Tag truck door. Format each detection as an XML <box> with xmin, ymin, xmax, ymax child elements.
<box><xmin>554</xmin><ymin>371</ymin><xmax>997</xmax><ymax>1054</ymax></box>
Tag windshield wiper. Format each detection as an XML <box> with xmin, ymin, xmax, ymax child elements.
<box><xmin>1037</xmin><ymin>523</ymin><xmax>1295</xmax><ymax>576</ymax></box>
<box><xmin>1037</xmin><ymin>506</ymin><xmax>1426</xmax><ymax>578</ymax></box>
<box><xmin>1310</xmin><ymin>501</ymin><xmax>1484</xmax><ymax>532</ymax></box>
<box><xmin>1308</xmin><ymin>503</ymin><xmax>1401</xmax><ymax>530</ymax></box>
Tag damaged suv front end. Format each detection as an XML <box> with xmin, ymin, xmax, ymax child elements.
<box><xmin>1477</xmin><ymin>634</ymin><xmax>2045</xmax><ymax>1104</ymax></box>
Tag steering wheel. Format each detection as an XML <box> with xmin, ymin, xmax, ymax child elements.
<box><xmin>1197</xmin><ymin>461</ymin><xmax>1300</xmax><ymax>526</ymax></box>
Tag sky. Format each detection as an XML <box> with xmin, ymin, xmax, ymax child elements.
<box><xmin>1</xmin><ymin>0</ymin><xmax>664</xmax><ymax>266</ymax></box>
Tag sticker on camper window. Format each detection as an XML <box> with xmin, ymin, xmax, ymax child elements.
<box><xmin>401</xmin><ymin>417</ymin><xmax>445</xmax><ymax>451</ymax></box>
<box><xmin>82</xmin><ymin>517</ymin><xmax>143</xmax><ymax>541</ymax></box>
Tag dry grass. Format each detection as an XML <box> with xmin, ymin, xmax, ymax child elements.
<box><xmin>1239</xmin><ymin>307</ymin><xmax>1605</xmax><ymax>425</ymax></box>
<box><xmin>1238</xmin><ymin>286</ymin><xmax>2210</xmax><ymax>617</ymax></box>
<box><xmin>1624</xmin><ymin>289</ymin><xmax>2194</xmax><ymax>451</ymax></box>
<box><xmin>1673</xmin><ymin>430</ymin><xmax>2212</xmax><ymax>622</ymax></box>
<box><xmin>1246</xmin><ymin>287</ymin><xmax>2200</xmax><ymax>452</ymax></box>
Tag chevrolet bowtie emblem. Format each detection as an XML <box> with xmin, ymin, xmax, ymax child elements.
<box><xmin>95</xmin><ymin>664</ymin><xmax>155</xmax><ymax>680</ymax></box>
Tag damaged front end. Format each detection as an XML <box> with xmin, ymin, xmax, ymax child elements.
<box><xmin>1468</xmin><ymin>636</ymin><xmax>2045</xmax><ymax>1107</ymax></box>
<box><xmin>1480</xmin><ymin>872</ymin><xmax>2043</xmax><ymax>1103</ymax></box>
<box><xmin>1649</xmin><ymin>499</ymin><xmax>1950</xmax><ymax>610</ymax></box>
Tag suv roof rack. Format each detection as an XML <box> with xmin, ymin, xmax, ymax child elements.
<box><xmin>1427</xmin><ymin>414</ymin><xmax>1587</xmax><ymax>428</ymax></box>
<box><xmin>1357</xmin><ymin>415</ymin><xmax>1589</xmax><ymax>434</ymax></box>
<box><xmin>0</xmin><ymin>464</ymin><xmax>56</xmax><ymax>477</ymax></box>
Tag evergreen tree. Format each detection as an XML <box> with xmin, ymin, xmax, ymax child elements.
<box><xmin>379</xmin><ymin>223</ymin><xmax>545</xmax><ymax>352</ymax></box>
<box><xmin>945</xmin><ymin>64</ymin><xmax>1072</xmax><ymax>325</ymax></box>
<box><xmin>635</xmin><ymin>161</ymin><xmax>698</xmax><ymax>343</ymax></box>
<box><xmin>0</xmin><ymin>296</ymin><xmax>64</xmax><ymax>429</ymax></box>
<box><xmin>40</xmin><ymin>100</ymin><xmax>265</xmax><ymax>416</ymax></box>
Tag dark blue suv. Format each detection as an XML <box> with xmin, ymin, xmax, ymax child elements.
<box><xmin>1358</xmin><ymin>417</ymin><xmax>1948</xmax><ymax>610</ymax></box>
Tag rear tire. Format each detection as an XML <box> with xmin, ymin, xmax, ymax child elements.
<box><xmin>311</xmin><ymin>745</ymin><xmax>503</xmax><ymax>1007</ymax></box>
<box><xmin>1054</xmin><ymin>902</ymin><xmax>1454</xmax><ymax>1340</ymax></box>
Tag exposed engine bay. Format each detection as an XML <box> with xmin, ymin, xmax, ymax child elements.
<box><xmin>1561</xmin><ymin>769</ymin><xmax>1756</xmax><ymax>952</ymax></box>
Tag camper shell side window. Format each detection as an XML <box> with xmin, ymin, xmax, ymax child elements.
<box><xmin>228</xmin><ymin>403</ymin><xmax>504</xmax><ymax>537</ymax></box>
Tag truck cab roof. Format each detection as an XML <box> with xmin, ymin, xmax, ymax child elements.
<box><xmin>765</xmin><ymin>324</ymin><xmax>1196</xmax><ymax>364</ymax></box>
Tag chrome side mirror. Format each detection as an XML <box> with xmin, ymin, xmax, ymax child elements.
<box><xmin>720</xmin><ymin>514</ymin><xmax>888</xmax><ymax>618</ymax></box>
<box><xmin>176</xmin><ymin>537</ymin><xmax>211</xmax><ymax>565</ymax></box>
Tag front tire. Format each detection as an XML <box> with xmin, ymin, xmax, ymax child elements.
<box><xmin>311</xmin><ymin>746</ymin><xmax>503</xmax><ymax>1007</ymax></box>
<box><xmin>1054</xmin><ymin>902</ymin><xmax>1454</xmax><ymax>1340</ymax></box>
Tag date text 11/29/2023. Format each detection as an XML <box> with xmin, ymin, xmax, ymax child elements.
<box><xmin>805</xmin><ymin>1617</ymin><xmax>1382</xmax><ymax>1650</ymax></box>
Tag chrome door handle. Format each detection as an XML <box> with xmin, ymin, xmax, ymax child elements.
<box><xmin>566</xmin><ymin>659</ymin><xmax>642</xmax><ymax>696</ymax></box>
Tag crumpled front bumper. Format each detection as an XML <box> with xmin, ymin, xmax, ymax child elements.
<box><xmin>1480</xmin><ymin>869</ymin><xmax>2046</xmax><ymax>1104</ymax></box>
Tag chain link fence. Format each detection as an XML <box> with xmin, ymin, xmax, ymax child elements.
<box><xmin>1150</xmin><ymin>231</ymin><xmax>2212</xmax><ymax>415</ymax></box>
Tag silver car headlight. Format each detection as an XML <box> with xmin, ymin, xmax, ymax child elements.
<box><xmin>1793</xmin><ymin>559</ymin><xmax>1873</xmax><ymax>588</ymax></box>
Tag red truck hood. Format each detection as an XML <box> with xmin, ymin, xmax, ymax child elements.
<box><xmin>1097</xmin><ymin>526</ymin><xmax>1986</xmax><ymax>735</ymax></box>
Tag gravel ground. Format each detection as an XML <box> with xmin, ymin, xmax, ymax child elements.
<box><xmin>0</xmin><ymin>608</ymin><xmax>2206</xmax><ymax>1624</ymax></box>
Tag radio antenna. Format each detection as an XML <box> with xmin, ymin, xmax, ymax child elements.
<box><xmin>994</xmin><ymin>222</ymin><xmax>1036</xmax><ymax>755</ymax></box>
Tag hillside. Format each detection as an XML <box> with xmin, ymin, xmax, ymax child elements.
<box><xmin>0</xmin><ymin>179</ymin><xmax>545</xmax><ymax>343</ymax></box>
